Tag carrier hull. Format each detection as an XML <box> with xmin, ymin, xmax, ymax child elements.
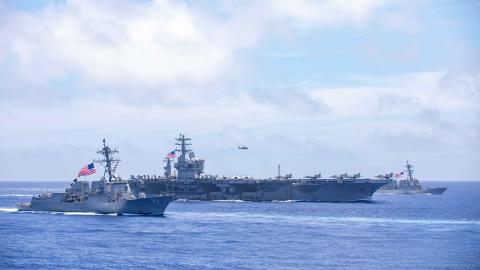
<box><xmin>376</xmin><ymin>187</ymin><xmax>447</xmax><ymax>195</ymax></box>
<box><xmin>139</xmin><ymin>179</ymin><xmax>388</xmax><ymax>202</ymax></box>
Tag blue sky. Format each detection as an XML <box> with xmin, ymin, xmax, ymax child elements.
<box><xmin>0</xmin><ymin>0</ymin><xmax>479</xmax><ymax>180</ymax></box>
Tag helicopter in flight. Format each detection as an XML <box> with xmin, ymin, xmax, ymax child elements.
<box><xmin>238</xmin><ymin>145</ymin><xmax>249</xmax><ymax>150</ymax></box>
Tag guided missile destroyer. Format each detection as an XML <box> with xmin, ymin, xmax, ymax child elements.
<box><xmin>17</xmin><ymin>140</ymin><xmax>172</xmax><ymax>215</ymax></box>
<box><xmin>376</xmin><ymin>161</ymin><xmax>447</xmax><ymax>195</ymax></box>
<box><xmin>130</xmin><ymin>134</ymin><xmax>389</xmax><ymax>202</ymax></box>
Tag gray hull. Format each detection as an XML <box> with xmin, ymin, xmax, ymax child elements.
<box><xmin>17</xmin><ymin>193</ymin><xmax>172</xmax><ymax>215</ymax></box>
<box><xmin>377</xmin><ymin>187</ymin><xmax>447</xmax><ymax>195</ymax></box>
<box><xmin>140</xmin><ymin>179</ymin><xmax>388</xmax><ymax>202</ymax></box>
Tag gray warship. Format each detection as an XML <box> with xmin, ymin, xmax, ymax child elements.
<box><xmin>129</xmin><ymin>134</ymin><xmax>390</xmax><ymax>202</ymax></box>
<box><xmin>376</xmin><ymin>161</ymin><xmax>447</xmax><ymax>195</ymax></box>
<box><xmin>17</xmin><ymin>139</ymin><xmax>173</xmax><ymax>215</ymax></box>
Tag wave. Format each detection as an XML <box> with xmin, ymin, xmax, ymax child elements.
<box><xmin>211</xmin><ymin>200</ymin><xmax>249</xmax><ymax>203</ymax></box>
<box><xmin>321</xmin><ymin>216</ymin><xmax>480</xmax><ymax>225</ymax></box>
<box><xmin>174</xmin><ymin>199</ymin><xmax>251</xmax><ymax>203</ymax></box>
<box><xmin>0</xmin><ymin>188</ymin><xmax>62</xmax><ymax>191</ymax></box>
<box><xmin>0</xmin><ymin>194</ymin><xmax>33</xmax><ymax>197</ymax></box>
<box><xmin>0</xmin><ymin>207</ymin><xmax>17</xmax><ymax>212</ymax></box>
<box><xmin>175</xmin><ymin>199</ymin><xmax>201</xmax><ymax>202</ymax></box>
<box><xmin>171</xmin><ymin>211</ymin><xmax>480</xmax><ymax>226</ymax></box>
<box><xmin>32</xmin><ymin>211</ymin><xmax>117</xmax><ymax>216</ymax></box>
<box><xmin>0</xmin><ymin>208</ymin><xmax>118</xmax><ymax>216</ymax></box>
<box><xmin>58</xmin><ymin>212</ymin><xmax>117</xmax><ymax>216</ymax></box>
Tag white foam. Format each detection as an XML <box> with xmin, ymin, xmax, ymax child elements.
<box><xmin>175</xmin><ymin>199</ymin><xmax>248</xmax><ymax>203</ymax></box>
<box><xmin>51</xmin><ymin>212</ymin><xmax>117</xmax><ymax>216</ymax></box>
<box><xmin>0</xmin><ymin>207</ymin><xmax>18</xmax><ymax>212</ymax></box>
<box><xmin>171</xmin><ymin>211</ymin><xmax>480</xmax><ymax>226</ymax></box>
<box><xmin>325</xmin><ymin>216</ymin><xmax>480</xmax><ymax>225</ymax></box>
<box><xmin>0</xmin><ymin>194</ymin><xmax>33</xmax><ymax>197</ymax></box>
<box><xmin>0</xmin><ymin>208</ymin><xmax>118</xmax><ymax>216</ymax></box>
<box><xmin>212</xmin><ymin>200</ymin><xmax>248</xmax><ymax>203</ymax></box>
<box><xmin>1</xmin><ymin>188</ymin><xmax>62</xmax><ymax>191</ymax></box>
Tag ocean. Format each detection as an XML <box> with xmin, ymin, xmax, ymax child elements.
<box><xmin>0</xmin><ymin>181</ymin><xmax>479</xmax><ymax>270</ymax></box>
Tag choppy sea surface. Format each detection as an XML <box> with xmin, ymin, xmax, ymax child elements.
<box><xmin>0</xmin><ymin>181</ymin><xmax>479</xmax><ymax>270</ymax></box>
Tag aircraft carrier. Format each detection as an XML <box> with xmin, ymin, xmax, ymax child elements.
<box><xmin>129</xmin><ymin>134</ymin><xmax>389</xmax><ymax>202</ymax></box>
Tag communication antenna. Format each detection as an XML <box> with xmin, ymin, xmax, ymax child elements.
<box><xmin>175</xmin><ymin>134</ymin><xmax>192</xmax><ymax>163</ymax></box>
<box><xmin>94</xmin><ymin>139</ymin><xmax>121</xmax><ymax>182</ymax></box>
<box><xmin>405</xmin><ymin>160</ymin><xmax>414</xmax><ymax>181</ymax></box>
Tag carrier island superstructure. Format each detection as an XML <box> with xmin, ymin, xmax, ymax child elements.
<box><xmin>129</xmin><ymin>134</ymin><xmax>390</xmax><ymax>202</ymax></box>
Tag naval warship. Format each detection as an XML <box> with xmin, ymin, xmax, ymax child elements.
<box><xmin>129</xmin><ymin>134</ymin><xmax>390</xmax><ymax>202</ymax></box>
<box><xmin>17</xmin><ymin>139</ymin><xmax>173</xmax><ymax>215</ymax></box>
<box><xmin>376</xmin><ymin>161</ymin><xmax>447</xmax><ymax>195</ymax></box>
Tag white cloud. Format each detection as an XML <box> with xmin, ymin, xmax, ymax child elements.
<box><xmin>0</xmin><ymin>1</ymin><xmax>478</xmax><ymax>180</ymax></box>
<box><xmin>268</xmin><ymin>0</ymin><xmax>386</xmax><ymax>27</ymax></box>
<box><xmin>310</xmin><ymin>71</ymin><xmax>479</xmax><ymax>119</ymax></box>
<box><xmin>0</xmin><ymin>0</ymin><xmax>393</xmax><ymax>93</ymax></box>
<box><xmin>0</xmin><ymin>70</ymin><xmax>478</xmax><ymax>180</ymax></box>
<box><xmin>0</xmin><ymin>1</ymin><xmax>233</xmax><ymax>87</ymax></box>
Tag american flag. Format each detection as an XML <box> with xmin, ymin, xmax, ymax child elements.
<box><xmin>394</xmin><ymin>171</ymin><xmax>404</xmax><ymax>179</ymax></box>
<box><xmin>166</xmin><ymin>150</ymin><xmax>176</xmax><ymax>159</ymax></box>
<box><xmin>78</xmin><ymin>163</ymin><xmax>96</xmax><ymax>177</ymax></box>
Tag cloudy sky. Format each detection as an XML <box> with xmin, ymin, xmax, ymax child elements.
<box><xmin>0</xmin><ymin>0</ymin><xmax>478</xmax><ymax>181</ymax></box>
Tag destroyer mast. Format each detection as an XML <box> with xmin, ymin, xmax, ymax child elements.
<box><xmin>94</xmin><ymin>139</ymin><xmax>121</xmax><ymax>181</ymax></box>
<box><xmin>406</xmin><ymin>160</ymin><xmax>414</xmax><ymax>182</ymax></box>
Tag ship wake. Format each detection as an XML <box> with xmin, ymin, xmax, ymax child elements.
<box><xmin>0</xmin><ymin>207</ymin><xmax>18</xmax><ymax>213</ymax></box>
<box><xmin>170</xmin><ymin>211</ymin><xmax>480</xmax><ymax>226</ymax></box>
<box><xmin>0</xmin><ymin>194</ymin><xmax>34</xmax><ymax>197</ymax></box>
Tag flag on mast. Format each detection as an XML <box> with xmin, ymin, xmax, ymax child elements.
<box><xmin>166</xmin><ymin>150</ymin><xmax>176</xmax><ymax>159</ymax></box>
<box><xmin>78</xmin><ymin>163</ymin><xmax>96</xmax><ymax>177</ymax></box>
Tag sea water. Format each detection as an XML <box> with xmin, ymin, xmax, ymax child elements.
<box><xmin>0</xmin><ymin>181</ymin><xmax>479</xmax><ymax>269</ymax></box>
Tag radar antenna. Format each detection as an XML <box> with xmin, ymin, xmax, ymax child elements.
<box><xmin>405</xmin><ymin>160</ymin><xmax>414</xmax><ymax>181</ymax></box>
<box><xmin>175</xmin><ymin>133</ymin><xmax>192</xmax><ymax>163</ymax></box>
<box><xmin>173</xmin><ymin>134</ymin><xmax>204</xmax><ymax>179</ymax></box>
<box><xmin>94</xmin><ymin>139</ymin><xmax>121</xmax><ymax>182</ymax></box>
